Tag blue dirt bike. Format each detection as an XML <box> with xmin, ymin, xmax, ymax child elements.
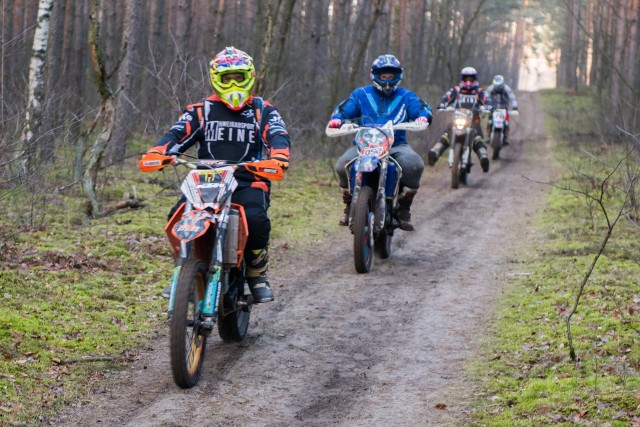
<box><xmin>326</xmin><ymin>120</ymin><xmax>427</xmax><ymax>273</ymax></box>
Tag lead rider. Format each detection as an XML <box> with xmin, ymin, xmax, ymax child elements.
<box><xmin>327</xmin><ymin>54</ymin><xmax>433</xmax><ymax>231</ymax></box>
<box><xmin>146</xmin><ymin>47</ymin><xmax>291</xmax><ymax>303</ymax></box>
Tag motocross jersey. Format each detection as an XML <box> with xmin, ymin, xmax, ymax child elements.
<box><xmin>438</xmin><ymin>86</ymin><xmax>493</xmax><ymax>118</ymax></box>
<box><xmin>486</xmin><ymin>84</ymin><xmax>518</xmax><ymax>110</ymax></box>
<box><xmin>154</xmin><ymin>95</ymin><xmax>290</xmax><ymax>189</ymax></box>
<box><xmin>330</xmin><ymin>85</ymin><xmax>432</xmax><ymax>146</ymax></box>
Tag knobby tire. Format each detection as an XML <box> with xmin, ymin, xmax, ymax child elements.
<box><xmin>451</xmin><ymin>143</ymin><xmax>463</xmax><ymax>189</ymax></box>
<box><xmin>170</xmin><ymin>258</ymin><xmax>208</xmax><ymax>389</ymax></box>
<box><xmin>217</xmin><ymin>268</ymin><xmax>251</xmax><ymax>343</ymax></box>
<box><xmin>353</xmin><ymin>186</ymin><xmax>375</xmax><ymax>273</ymax></box>
<box><xmin>491</xmin><ymin>130</ymin><xmax>502</xmax><ymax>160</ymax></box>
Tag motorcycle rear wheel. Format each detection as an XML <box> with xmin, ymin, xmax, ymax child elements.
<box><xmin>169</xmin><ymin>258</ymin><xmax>208</xmax><ymax>389</ymax></box>
<box><xmin>451</xmin><ymin>143</ymin><xmax>463</xmax><ymax>189</ymax></box>
<box><xmin>374</xmin><ymin>226</ymin><xmax>392</xmax><ymax>259</ymax></box>
<box><xmin>353</xmin><ymin>186</ymin><xmax>375</xmax><ymax>273</ymax></box>
<box><xmin>217</xmin><ymin>268</ymin><xmax>251</xmax><ymax>343</ymax></box>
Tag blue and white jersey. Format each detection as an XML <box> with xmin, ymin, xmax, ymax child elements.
<box><xmin>330</xmin><ymin>85</ymin><xmax>432</xmax><ymax>146</ymax></box>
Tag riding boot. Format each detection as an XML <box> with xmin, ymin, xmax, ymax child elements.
<box><xmin>393</xmin><ymin>188</ymin><xmax>418</xmax><ymax>231</ymax></box>
<box><xmin>503</xmin><ymin>125</ymin><xmax>510</xmax><ymax>145</ymax></box>
<box><xmin>472</xmin><ymin>136</ymin><xmax>490</xmax><ymax>173</ymax></box>
<box><xmin>339</xmin><ymin>187</ymin><xmax>351</xmax><ymax>226</ymax></box>
<box><xmin>246</xmin><ymin>246</ymin><xmax>274</xmax><ymax>303</ymax></box>
<box><xmin>428</xmin><ymin>137</ymin><xmax>449</xmax><ymax>166</ymax></box>
<box><xmin>477</xmin><ymin>146</ymin><xmax>490</xmax><ymax>172</ymax></box>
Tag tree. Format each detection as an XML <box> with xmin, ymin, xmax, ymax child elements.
<box><xmin>15</xmin><ymin>0</ymin><xmax>54</xmax><ymax>177</ymax></box>
<box><xmin>108</xmin><ymin>0</ymin><xmax>142</xmax><ymax>165</ymax></box>
<box><xmin>82</xmin><ymin>0</ymin><xmax>122</xmax><ymax>216</ymax></box>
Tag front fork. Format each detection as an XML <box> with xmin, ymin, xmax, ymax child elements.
<box><xmin>448</xmin><ymin>129</ymin><xmax>472</xmax><ymax>169</ymax></box>
<box><xmin>347</xmin><ymin>163</ymin><xmax>390</xmax><ymax>234</ymax></box>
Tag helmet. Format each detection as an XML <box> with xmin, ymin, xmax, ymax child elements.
<box><xmin>370</xmin><ymin>54</ymin><xmax>403</xmax><ymax>95</ymax></box>
<box><xmin>209</xmin><ymin>47</ymin><xmax>256</xmax><ymax>110</ymax></box>
<box><xmin>492</xmin><ymin>74</ymin><xmax>505</xmax><ymax>92</ymax></box>
<box><xmin>460</xmin><ymin>66</ymin><xmax>478</xmax><ymax>91</ymax></box>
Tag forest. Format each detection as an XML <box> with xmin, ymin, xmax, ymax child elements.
<box><xmin>1</xmin><ymin>1</ymin><xmax>640</xmax><ymax>425</ymax></box>
<box><xmin>1</xmin><ymin>0</ymin><xmax>639</xmax><ymax>218</ymax></box>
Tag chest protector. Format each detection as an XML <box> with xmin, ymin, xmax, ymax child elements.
<box><xmin>198</xmin><ymin>97</ymin><xmax>265</xmax><ymax>162</ymax></box>
<box><xmin>455</xmin><ymin>90</ymin><xmax>479</xmax><ymax>110</ymax></box>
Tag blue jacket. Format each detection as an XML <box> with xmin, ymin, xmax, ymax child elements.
<box><xmin>330</xmin><ymin>85</ymin><xmax>432</xmax><ymax>146</ymax></box>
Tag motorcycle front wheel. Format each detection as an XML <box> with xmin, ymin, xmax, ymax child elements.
<box><xmin>217</xmin><ymin>268</ymin><xmax>251</xmax><ymax>343</ymax></box>
<box><xmin>491</xmin><ymin>130</ymin><xmax>503</xmax><ymax>160</ymax></box>
<box><xmin>353</xmin><ymin>186</ymin><xmax>375</xmax><ymax>273</ymax></box>
<box><xmin>451</xmin><ymin>143</ymin><xmax>463</xmax><ymax>189</ymax></box>
<box><xmin>170</xmin><ymin>258</ymin><xmax>208</xmax><ymax>389</ymax></box>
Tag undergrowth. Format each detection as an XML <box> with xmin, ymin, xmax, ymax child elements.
<box><xmin>469</xmin><ymin>88</ymin><xmax>640</xmax><ymax>426</ymax></box>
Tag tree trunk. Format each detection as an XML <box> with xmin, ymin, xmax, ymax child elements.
<box><xmin>15</xmin><ymin>0</ymin><xmax>54</xmax><ymax>177</ymax></box>
<box><xmin>82</xmin><ymin>0</ymin><xmax>118</xmax><ymax>217</ymax></box>
<box><xmin>108</xmin><ymin>0</ymin><xmax>142</xmax><ymax>165</ymax></box>
<box><xmin>347</xmin><ymin>0</ymin><xmax>386</xmax><ymax>89</ymax></box>
<box><xmin>255</xmin><ymin>0</ymin><xmax>276</xmax><ymax>96</ymax></box>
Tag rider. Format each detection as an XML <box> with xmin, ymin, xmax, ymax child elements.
<box><xmin>486</xmin><ymin>74</ymin><xmax>518</xmax><ymax>145</ymax></box>
<box><xmin>327</xmin><ymin>54</ymin><xmax>432</xmax><ymax>231</ymax></box>
<box><xmin>146</xmin><ymin>46</ymin><xmax>291</xmax><ymax>303</ymax></box>
<box><xmin>428</xmin><ymin>66</ymin><xmax>493</xmax><ymax>172</ymax></box>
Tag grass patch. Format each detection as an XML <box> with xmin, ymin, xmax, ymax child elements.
<box><xmin>469</xmin><ymin>88</ymin><xmax>640</xmax><ymax>426</ymax></box>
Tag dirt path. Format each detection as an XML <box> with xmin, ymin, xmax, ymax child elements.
<box><xmin>53</xmin><ymin>92</ymin><xmax>550</xmax><ymax>426</ymax></box>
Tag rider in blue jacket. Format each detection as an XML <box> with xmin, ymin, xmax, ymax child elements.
<box><xmin>327</xmin><ymin>54</ymin><xmax>432</xmax><ymax>231</ymax></box>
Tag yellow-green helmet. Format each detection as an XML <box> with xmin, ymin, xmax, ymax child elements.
<box><xmin>209</xmin><ymin>47</ymin><xmax>256</xmax><ymax>110</ymax></box>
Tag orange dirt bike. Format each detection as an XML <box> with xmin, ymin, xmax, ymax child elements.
<box><xmin>139</xmin><ymin>153</ymin><xmax>284</xmax><ymax>388</ymax></box>
<box><xmin>325</xmin><ymin>120</ymin><xmax>427</xmax><ymax>273</ymax></box>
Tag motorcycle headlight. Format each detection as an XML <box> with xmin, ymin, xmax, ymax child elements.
<box><xmin>454</xmin><ymin>117</ymin><xmax>468</xmax><ymax>129</ymax></box>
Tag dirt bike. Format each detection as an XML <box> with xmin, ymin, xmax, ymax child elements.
<box><xmin>139</xmin><ymin>153</ymin><xmax>283</xmax><ymax>388</ymax></box>
<box><xmin>488</xmin><ymin>108</ymin><xmax>518</xmax><ymax>160</ymax></box>
<box><xmin>439</xmin><ymin>106</ymin><xmax>488</xmax><ymax>189</ymax></box>
<box><xmin>326</xmin><ymin>120</ymin><xmax>427</xmax><ymax>273</ymax></box>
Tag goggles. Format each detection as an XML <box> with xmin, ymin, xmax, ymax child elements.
<box><xmin>214</xmin><ymin>71</ymin><xmax>253</xmax><ymax>89</ymax></box>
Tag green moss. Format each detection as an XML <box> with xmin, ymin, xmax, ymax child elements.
<box><xmin>469</xmin><ymin>89</ymin><xmax>640</xmax><ymax>425</ymax></box>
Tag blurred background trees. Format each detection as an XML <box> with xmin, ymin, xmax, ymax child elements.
<box><xmin>1</xmin><ymin>0</ymin><xmax>638</xmax><ymax>216</ymax></box>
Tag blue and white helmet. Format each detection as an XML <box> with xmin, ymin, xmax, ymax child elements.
<box><xmin>492</xmin><ymin>74</ymin><xmax>505</xmax><ymax>92</ymax></box>
<box><xmin>370</xmin><ymin>54</ymin><xmax>403</xmax><ymax>95</ymax></box>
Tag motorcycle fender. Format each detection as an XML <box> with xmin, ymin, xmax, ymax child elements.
<box><xmin>172</xmin><ymin>210</ymin><xmax>213</xmax><ymax>242</ymax></box>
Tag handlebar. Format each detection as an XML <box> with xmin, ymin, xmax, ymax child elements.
<box><xmin>139</xmin><ymin>153</ymin><xmax>284</xmax><ymax>181</ymax></box>
<box><xmin>437</xmin><ymin>106</ymin><xmax>491</xmax><ymax>115</ymax></box>
<box><xmin>325</xmin><ymin>120</ymin><xmax>428</xmax><ymax>137</ymax></box>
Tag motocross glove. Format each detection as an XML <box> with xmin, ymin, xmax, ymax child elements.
<box><xmin>328</xmin><ymin>118</ymin><xmax>343</xmax><ymax>129</ymax></box>
<box><xmin>146</xmin><ymin>145</ymin><xmax>167</xmax><ymax>155</ymax></box>
<box><xmin>512</xmin><ymin>106</ymin><xmax>518</xmax><ymax>111</ymax></box>
<box><xmin>415</xmin><ymin>116</ymin><xmax>429</xmax><ymax>124</ymax></box>
<box><xmin>269</xmin><ymin>149</ymin><xmax>290</xmax><ymax>171</ymax></box>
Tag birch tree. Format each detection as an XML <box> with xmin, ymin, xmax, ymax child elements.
<box><xmin>15</xmin><ymin>0</ymin><xmax>54</xmax><ymax>177</ymax></box>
